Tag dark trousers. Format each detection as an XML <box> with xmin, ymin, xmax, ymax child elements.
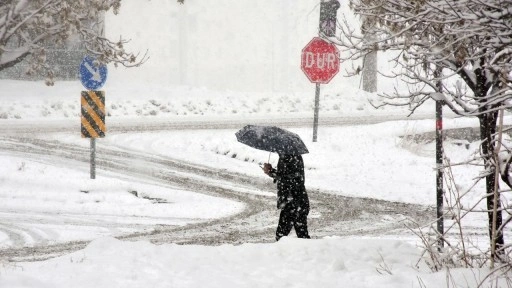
<box><xmin>276</xmin><ymin>203</ymin><xmax>310</xmax><ymax>241</ymax></box>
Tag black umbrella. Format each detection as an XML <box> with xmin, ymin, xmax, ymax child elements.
<box><xmin>235</xmin><ymin>125</ymin><xmax>309</xmax><ymax>155</ymax></box>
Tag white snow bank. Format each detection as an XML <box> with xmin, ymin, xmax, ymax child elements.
<box><xmin>0</xmin><ymin>237</ymin><xmax>501</xmax><ymax>288</ymax></box>
<box><xmin>0</xmin><ymin>80</ymin><xmax>421</xmax><ymax>120</ymax></box>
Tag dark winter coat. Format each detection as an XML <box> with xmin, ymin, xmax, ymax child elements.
<box><xmin>268</xmin><ymin>154</ymin><xmax>309</xmax><ymax>210</ymax></box>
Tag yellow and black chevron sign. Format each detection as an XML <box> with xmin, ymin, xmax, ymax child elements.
<box><xmin>81</xmin><ymin>91</ymin><xmax>106</xmax><ymax>138</ymax></box>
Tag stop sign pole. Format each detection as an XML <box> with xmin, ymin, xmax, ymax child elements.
<box><xmin>301</xmin><ymin>37</ymin><xmax>340</xmax><ymax>142</ymax></box>
<box><xmin>313</xmin><ymin>82</ymin><xmax>321</xmax><ymax>142</ymax></box>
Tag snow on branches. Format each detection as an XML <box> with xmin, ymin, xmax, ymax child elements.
<box><xmin>0</xmin><ymin>0</ymin><xmax>148</xmax><ymax>84</ymax></box>
<box><xmin>338</xmin><ymin>0</ymin><xmax>512</xmax><ymax>116</ymax></box>
<box><xmin>338</xmin><ymin>0</ymin><xmax>512</xmax><ymax>262</ymax></box>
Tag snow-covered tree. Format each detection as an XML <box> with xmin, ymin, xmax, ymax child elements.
<box><xmin>338</xmin><ymin>0</ymin><xmax>512</xmax><ymax>259</ymax></box>
<box><xmin>0</xmin><ymin>0</ymin><xmax>184</xmax><ymax>84</ymax></box>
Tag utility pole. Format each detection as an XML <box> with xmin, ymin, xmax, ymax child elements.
<box><xmin>178</xmin><ymin>4</ymin><xmax>188</xmax><ymax>85</ymax></box>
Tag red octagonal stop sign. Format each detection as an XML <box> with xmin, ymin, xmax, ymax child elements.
<box><xmin>301</xmin><ymin>37</ymin><xmax>340</xmax><ymax>84</ymax></box>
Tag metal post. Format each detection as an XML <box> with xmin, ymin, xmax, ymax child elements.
<box><xmin>435</xmin><ymin>99</ymin><xmax>444</xmax><ymax>248</ymax></box>
<box><xmin>313</xmin><ymin>83</ymin><xmax>320</xmax><ymax>142</ymax></box>
<box><xmin>90</xmin><ymin>138</ymin><xmax>96</xmax><ymax>179</ymax></box>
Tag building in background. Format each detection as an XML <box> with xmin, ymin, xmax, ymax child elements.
<box><xmin>2</xmin><ymin>1</ymin><xmax>365</xmax><ymax>93</ymax></box>
<box><xmin>105</xmin><ymin>0</ymin><xmax>325</xmax><ymax>93</ymax></box>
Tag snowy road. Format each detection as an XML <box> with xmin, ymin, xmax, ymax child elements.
<box><xmin>0</xmin><ymin>117</ymin><xmax>435</xmax><ymax>262</ymax></box>
<box><xmin>0</xmin><ymin>113</ymin><xmax>436</xmax><ymax>135</ymax></box>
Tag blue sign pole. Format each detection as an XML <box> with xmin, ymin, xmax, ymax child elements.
<box><xmin>79</xmin><ymin>56</ymin><xmax>108</xmax><ymax>179</ymax></box>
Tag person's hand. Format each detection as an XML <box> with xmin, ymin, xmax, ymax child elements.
<box><xmin>263</xmin><ymin>163</ymin><xmax>272</xmax><ymax>175</ymax></box>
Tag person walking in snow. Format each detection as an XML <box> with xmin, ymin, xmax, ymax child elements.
<box><xmin>263</xmin><ymin>154</ymin><xmax>310</xmax><ymax>241</ymax></box>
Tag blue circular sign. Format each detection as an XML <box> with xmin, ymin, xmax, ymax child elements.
<box><xmin>79</xmin><ymin>56</ymin><xmax>108</xmax><ymax>90</ymax></box>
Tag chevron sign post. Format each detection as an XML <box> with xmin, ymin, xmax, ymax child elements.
<box><xmin>79</xmin><ymin>56</ymin><xmax>108</xmax><ymax>179</ymax></box>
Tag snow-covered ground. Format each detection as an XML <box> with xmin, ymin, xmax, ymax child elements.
<box><xmin>1</xmin><ymin>237</ymin><xmax>497</xmax><ymax>288</ymax></box>
<box><xmin>0</xmin><ymin>79</ymin><xmax>508</xmax><ymax>287</ymax></box>
<box><xmin>1</xmin><ymin>0</ymin><xmax>511</xmax><ymax>286</ymax></box>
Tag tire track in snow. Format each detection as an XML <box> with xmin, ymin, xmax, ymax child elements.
<box><xmin>0</xmin><ymin>135</ymin><xmax>437</xmax><ymax>262</ymax></box>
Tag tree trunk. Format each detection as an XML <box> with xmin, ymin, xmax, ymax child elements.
<box><xmin>479</xmin><ymin>112</ymin><xmax>505</xmax><ymax>257</ymax></box>
<box><xmin>362</xmin><ymin>50</ymin><xmax>377</xmax><ymax>93</ymax></box>
<box><xmin>361</xmin><ymin>15</ymin><xmax>377</xmax><ymax>93</ymax></box>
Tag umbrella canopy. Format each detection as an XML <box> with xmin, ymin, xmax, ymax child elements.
<box><xmin>235</xmin><ymin>125</ymin><xmax>309</xmax><ymax>155</ymax></box>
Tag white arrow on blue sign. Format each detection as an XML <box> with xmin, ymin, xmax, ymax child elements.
<box><xmin>79</xmin><ymin>56</ymin><xmax>108</xmax><ymax>90</ymax></box>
